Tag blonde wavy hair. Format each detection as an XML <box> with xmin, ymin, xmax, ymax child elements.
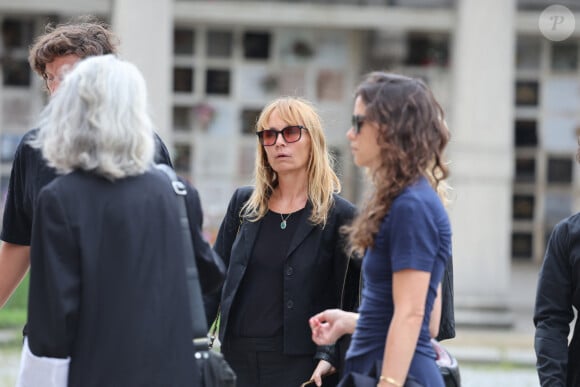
<box><xmin>242</xmin><ymin>97</ymin><xmax>341</xmax><ymax>226</ymax></box>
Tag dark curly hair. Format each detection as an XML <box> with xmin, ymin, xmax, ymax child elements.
<box><xmin>344</xmin><ymin>72</ymin><xmax>451</xmax><ymax>256</ymax></box>
<box><xmin>28</xmin><ymin>16</ymin><xmax>119</xmax><ymax>78</ymax></box>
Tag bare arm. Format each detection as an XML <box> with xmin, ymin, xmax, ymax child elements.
<box><xmin>0</xmin><ymin>241</ymin><xmax>30</xmax><ymax>308</ymax></box>
<box><xmin>380</xmin><ymin>269</ymin><xmax>430</xmax><ymax>386</ymax></box>
<box><xmin>429</xmin><ymin>283</ymin><xmax>442</xmax><ymax>338</ymax></box>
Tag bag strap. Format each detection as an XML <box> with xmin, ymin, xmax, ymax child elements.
<box><xmin>155</xmin><ymin>164</ymin><xmax>209</xmax><ymax>352</ymax></box>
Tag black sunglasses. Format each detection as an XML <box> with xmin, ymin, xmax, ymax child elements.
<box><xmin>256</xmin><ymin>125</ymin><xmax>307</xmax><ymax>146</ymax></box>
<box><xmin>351</xmin><ymin>115</ymin><xmax>366</xmax><ymax>134</ymax></box>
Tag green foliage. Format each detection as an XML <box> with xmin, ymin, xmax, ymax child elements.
<box><xmin>0</xmin><ymin>274</ymin><xmax>28</xmax><ymax>328</ymax></box>
<box><xmin>0</xmin><ymin>309</ymin><xmax>26</xmax><ymax>329</ymax></box>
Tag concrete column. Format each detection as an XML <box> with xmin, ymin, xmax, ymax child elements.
<box><xmin>111</xmin><ymin>0</ymin><xmax>173</xmax><ymax>145</ymax></box>
<box><xmin>448</xmin><ymin>0</ymin><xmax>516</xmax><ymax>327</ymax></box>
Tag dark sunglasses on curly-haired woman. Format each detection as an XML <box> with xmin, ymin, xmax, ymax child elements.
<box><xmin>351</xmin><ymin>115</ymin><xmax>366</xmax><ymax>135</ymax></box>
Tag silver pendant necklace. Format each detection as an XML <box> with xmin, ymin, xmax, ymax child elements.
<box><xmin>280</xmin><ymin>212</ymin><xmax>292</xmax><ymax>230</ymax></box>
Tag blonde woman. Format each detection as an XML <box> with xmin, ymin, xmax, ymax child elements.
<box><xmin>209</xmin><ymin>97</ymin><xmax>359</xmax><ymax>387</ymax></box>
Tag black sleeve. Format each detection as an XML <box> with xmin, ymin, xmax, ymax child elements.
<box><xmin>182</xmin><ymin>180</ymin><xmax>225</xmax><ymax>298</ymax></box>
<box><xmin>315</xmin><ymin>197</ymin><xmax>358</xmax><ymax>367</ymax></box>
<box><xmin>27</xmin><ymin>185</ymin><xmax>80</xmax><ymax>358</ymax></box>
<box><xmin>1</xmin><ymin>136</ymin><xmax>33</xmax><ymax>245</ymax></box>
<box><xmin>436</xmin><ymin>256</ymin><xmax>455</xmax><ymax>341</ymax></box>
<box><xmin>534</xmin><ymin>221</ymin><xmax>573</xmax><ymax>386</ymax></box>
<box><xmin>153</xmin><ymin>132</ymin><xmax>173</xmax><ymax>167</ymax></box>
<box><xmin>207</xmin><ymin>187</ymin><xmax>252</xmax><ymax>322</ymax></box>
<box><xmin>213</xmin><ymin>188</ymin><xmax>250</xmax><ymax>267</ymax></box>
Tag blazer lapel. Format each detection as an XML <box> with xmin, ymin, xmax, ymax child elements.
<box><xmin>286</xmin><ymin>201</ymin><xmax>316</xmax><ymax>258</ymax></box>
<box><xmin>239</xmin><ymin>217</ymin><xmax>261</xmax><ymax>266</ymax></box>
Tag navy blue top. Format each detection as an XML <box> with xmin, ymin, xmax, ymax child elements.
<box><xmin>347</xmin><ymin>177</ymin><xmax>451</xmax><ymax>364</ymax></box>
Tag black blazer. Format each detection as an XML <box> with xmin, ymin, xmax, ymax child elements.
<box><xmin>27</xmin><ymin>169</ymin><xmax>225</xmax><ymax>387</ymax></box>
<box><xmin>208</xmin><ymin>186</ymin><xmax>359</xmax><ymax>358</ymax></box>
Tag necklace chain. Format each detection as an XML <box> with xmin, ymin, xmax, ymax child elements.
<box><xmin>280</xmin><ymin>212</ymin><xmax>292</xmax><ymax>230</ymax></box>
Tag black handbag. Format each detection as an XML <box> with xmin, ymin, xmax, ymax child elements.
<box><xmin>157</xmin><ymin>165</ymin><xmax>236</xmax><ymax>387</ymax></box>
<box><xmin>432</xmin><ymin>339</ymin><xmax>461</xmax><ymax>387</ymax></box>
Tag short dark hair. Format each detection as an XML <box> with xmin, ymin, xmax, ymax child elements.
<box><xmin>28</xmin><ymin>16</ymin><xmax>119</xmax><ymax>78</ymax></box>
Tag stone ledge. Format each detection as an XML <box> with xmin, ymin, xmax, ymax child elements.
<box><xmin>444</xmin><ymin>345</ymin><xmax>535</xmax><ymax>366</ymax></box>
<box><xmin>455</xmin><ymin>309</ymin><xmax>515</xmax><ymax>329</ymax></box>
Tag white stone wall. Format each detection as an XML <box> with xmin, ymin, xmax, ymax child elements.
<box><xmin>448</xmin><ymin>0</ymin><xmax>516</xmax><ymax>319</ymax></box>
<box><xmin>112</xmin><ymin>0</ymin><xmax>173</xmax><ymax>145</ymax></box>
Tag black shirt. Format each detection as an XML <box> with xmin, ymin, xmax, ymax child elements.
<box><xmin>534</xmin><ymin>212</ymin><xmax>580</xmax><ymax>386</ymax></box>
<box><xmin>0</xmin><ymin>128</ymin><xmax>173</xmax><ymax>246</ymax></box>
<box><xmin>229</xmin><ymin>208</ymin><xmax>306</xmax><ymax>338</ymax></box>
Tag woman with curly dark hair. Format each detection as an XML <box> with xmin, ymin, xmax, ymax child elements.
<box><xmin>311</xmin><ymin>72</ymin><xmax>452</xmax><ymax>387</ymax></box>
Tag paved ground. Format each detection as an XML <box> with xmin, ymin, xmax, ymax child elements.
<box><xmin>460</xmin><ymin>366</ymin><xmax>538</xmax><ymax>387</ymax></box>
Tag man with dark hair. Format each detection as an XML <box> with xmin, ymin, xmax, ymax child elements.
<box><xmin>0</xmin><ymin>17</ymin><xmax>173</xmax><ymax>309</ymax></box>
<box><xmin>28</xmin><ymin>18</ymin><xmax>119</xmax><ymax>93</ymax></box>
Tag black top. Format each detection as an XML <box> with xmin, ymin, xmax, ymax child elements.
<box><xmin>1</xmin><ymin>128</ymin><xmax>173</xmax><ymax>246</ymax></box>
<box><xmin>534</xmin><ymin>212</ymin><xmax>580</xmax><ymax>387</ymax></box>
<box><xmin>27</xmin><ymin>168</ymin><xmax>224</xmax><ymax>387</ymax></box>
<box><xmin>229</xmin><ymin>208</ymin><xmax>305</xmax><ymax>338</ymax></box>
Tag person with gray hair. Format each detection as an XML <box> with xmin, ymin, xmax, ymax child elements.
<box><xmin>16</xmin><ymin>55</ymin><xmax>225</xmax><ymax>387</ymax></box>
<box><xmin>30</xmin><ymin>55</ymin><xmax>155</xmax><ymax>179</ymax></box>
<box><xmin>0</xmin><ymin>17</ymin><xmax>173</xmax><ymax>312</ymax></box>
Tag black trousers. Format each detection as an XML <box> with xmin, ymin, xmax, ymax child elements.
<box><xmin>222</xmin><ymin>336</ymin><xmax>316</xmax><ymax>387</ymax></box>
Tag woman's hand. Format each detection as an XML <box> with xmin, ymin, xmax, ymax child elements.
<box><xmin>308</xmin><ymin>360</ymin><xmax>336</xmax><ymax>386</ymax></box>
<box><xmin>309</xmin><ymin>309</ymin><xmax>359</xmax><ymax>345</ymax></box>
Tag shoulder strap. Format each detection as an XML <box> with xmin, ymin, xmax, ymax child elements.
<box><xmin>155</xmin><ymin>164</ymin><xmax>209</xmax><ymax>351</ymax></box>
